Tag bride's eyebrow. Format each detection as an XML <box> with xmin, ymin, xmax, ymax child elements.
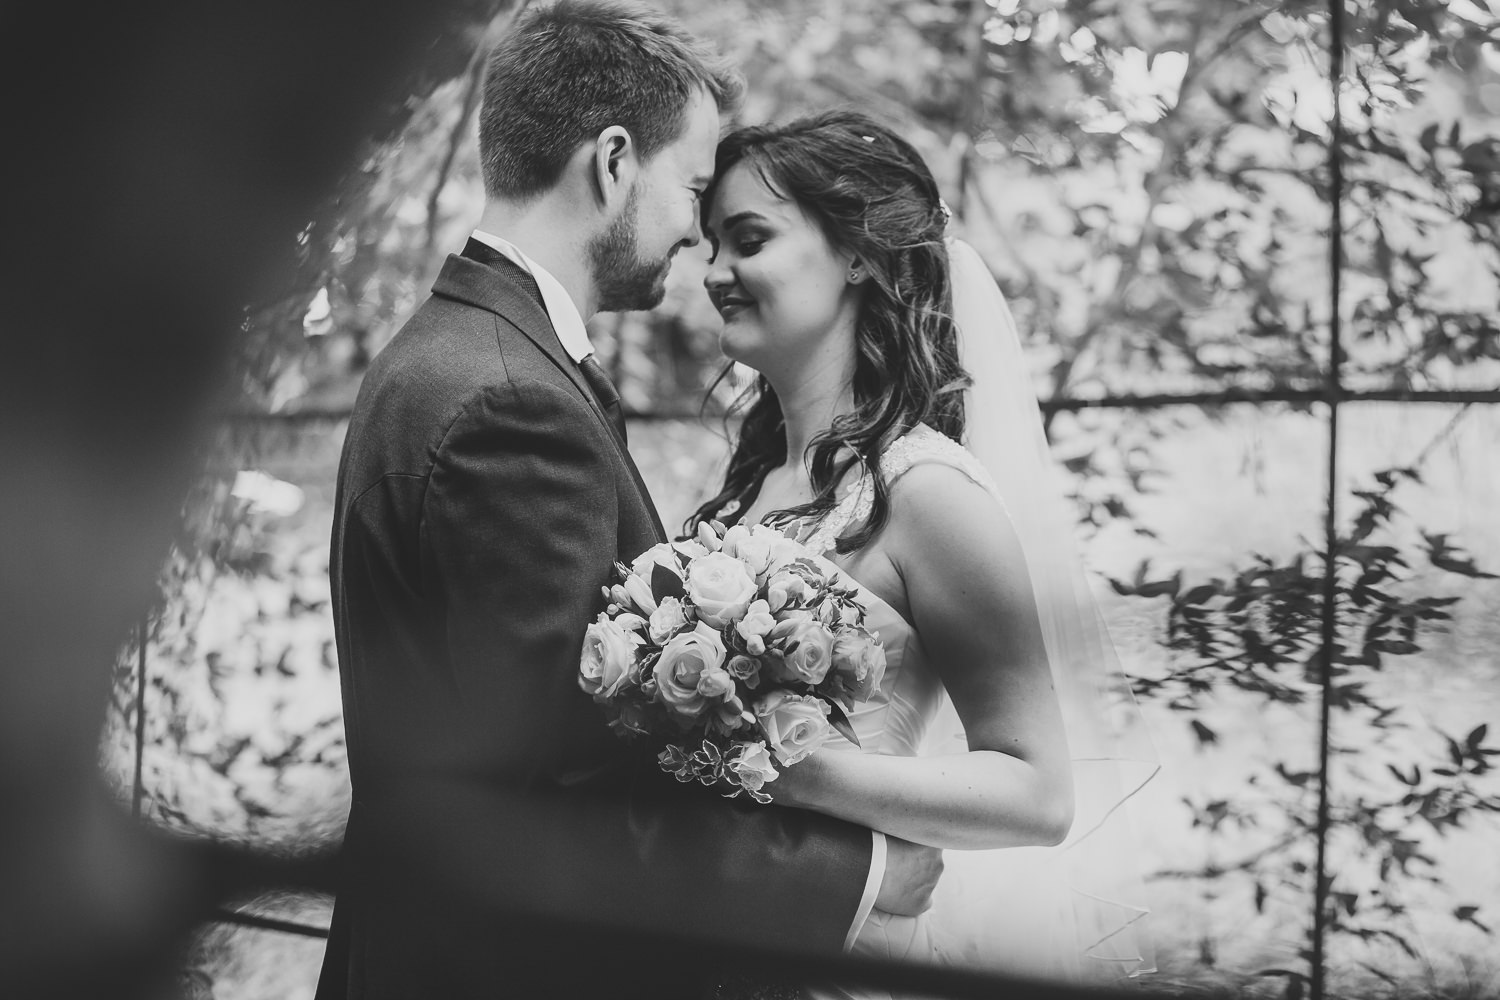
<box><xmin>704</xmin><ymin>210</ymin><xmax>768</xmax><ymax>242</ymax></box>
<box><xmin>719</xmin><ymin>211</ymin><xmax>769</xmax><ymax>232</ymax></box>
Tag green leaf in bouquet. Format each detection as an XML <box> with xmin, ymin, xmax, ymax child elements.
<box><xmin>652</xmin><ymin>562</ymin><xmax>687</xmax><ymax>602</ymax></box>
<box><xmin>659</xmin><ymin>745</ymin><xmax>694</xmax><ymax>782</ymax></box>
<box><xmin>826</xmin><ymin>700</ymin><xmax>861</xmax><ymax>749</ymax></box>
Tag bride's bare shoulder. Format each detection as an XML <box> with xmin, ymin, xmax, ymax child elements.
<box><xmin>881</xmin><ymin>437</ymin><xmax>1022</xmax><ymax>580</ymax></box>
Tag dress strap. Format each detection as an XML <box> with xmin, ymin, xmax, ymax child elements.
<box><xmin>800</xmin><ymin>425</ymin><xmax>1003</xmax><ymax>556</ymax></box>
<box><xmin>882</xmin><ymin>424</ymin><xmax>1003</xmax><ymax>498</ymax></box>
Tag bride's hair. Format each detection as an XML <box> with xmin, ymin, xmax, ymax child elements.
<box><xmin>687</xmin><ymin>110</ymin><xmax>969</xmax><ymax>553</ymax></box>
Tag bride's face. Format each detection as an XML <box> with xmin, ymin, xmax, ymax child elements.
<box><xmin>703</xmin><ymin>162</ymin><xmax>860</xmax><ymax>375</ymax></box>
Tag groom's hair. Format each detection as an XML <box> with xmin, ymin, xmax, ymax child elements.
<box><xmin>478</xmin><ymin>0</ymin><xmax>741</xmax><ymax>200</ymax></box>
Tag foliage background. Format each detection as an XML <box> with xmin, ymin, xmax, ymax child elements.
<box><xmin>99</xmin><ymin>0</ymin><xmax>1500</xmax><ymax>997</ymax></box>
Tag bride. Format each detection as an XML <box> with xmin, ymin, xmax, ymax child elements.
<box><xmin>691</xmin><ymin>110</ymin><xmax>1157</xmax><ymax>995</ymax></box>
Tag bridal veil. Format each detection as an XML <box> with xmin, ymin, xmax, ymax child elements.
<box><xmin>919</xmin><ymin>237</ymin><xmax>1161</xmax><ymax>983</ymax></box>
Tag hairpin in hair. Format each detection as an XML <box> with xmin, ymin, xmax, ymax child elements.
<box><xmin>938</xmin><ymin>198</ymin><xmax>953</xmax><ymax>226</ymax></box>
<box><xmin>861</xmin><ymin>134</ymin><xmax>876</xmax><ymax>143</ymax></box>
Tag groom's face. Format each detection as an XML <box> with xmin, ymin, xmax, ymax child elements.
<box><xmin>591</xmin><ymin>88</ymin><xmax>719</xmax><ymax>312</ymax></box>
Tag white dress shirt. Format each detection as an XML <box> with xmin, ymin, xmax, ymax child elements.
<box><xmin>470</xmin><ymin>229</ymin><xmax>593</xmax><ymax>363</ymax></box>
<box><xmin>468</xmin><ymin>228</ymin><xmax>886</xmax><ymax>950</ymax></box>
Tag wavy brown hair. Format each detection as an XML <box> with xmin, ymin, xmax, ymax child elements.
<box><xmin>687</xmin><ymin>110</ymin><xmax>969</xmax><ymax>553</ymax></box>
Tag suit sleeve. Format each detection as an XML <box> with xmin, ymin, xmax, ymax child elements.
<box><xmin>388</xmin><ymin>378</ymin><xmax>874</xmax><ymax>955</ymax></box>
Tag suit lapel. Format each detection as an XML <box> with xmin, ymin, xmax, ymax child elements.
<box><xmin>435</xmin><ymin>246</ymin><xmax>596</xmax><ymax>407</ymax></box>
<box><xmin>431</xmin><ymin>249</ymin><xmax>667</xmax><ymax>544</ymax></box>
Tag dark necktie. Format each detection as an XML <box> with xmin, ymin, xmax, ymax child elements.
<box><xmin>579</xmin><ymin>354</ymin><xmax>627</xmax><ymax>443</ymax></box>
<box><xmin>464</xmin><ymin>238</ymin><xmax>627</xmax><ymax>443</ymax></box>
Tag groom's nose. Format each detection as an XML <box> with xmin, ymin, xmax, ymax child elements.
<box><xmin>679</xmin><ymin>213</ymin><xmax>703</xmax><ymax>250</ymax></box>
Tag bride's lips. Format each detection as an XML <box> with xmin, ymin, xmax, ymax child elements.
<box><xmin>714</xmin><ymin>294</ymin><xmax>754</xmax><ymax>320</ymax></box>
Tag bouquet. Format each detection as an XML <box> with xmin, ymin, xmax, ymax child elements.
<box><xmin>578</xmin><ymin>520</ymin><xmax>887</xmax><ymax>803</ymax></box>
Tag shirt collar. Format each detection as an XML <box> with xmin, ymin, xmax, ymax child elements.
<box><xmin>470</xmin><ymin>229</ymin><xmax>593</xmax><ymax>363</ymax></box>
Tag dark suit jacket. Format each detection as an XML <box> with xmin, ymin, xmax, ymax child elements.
<box><xmin>315</xmin><ymin>243</ymin><xmax>874</xmax><ymax>999</ymax></box>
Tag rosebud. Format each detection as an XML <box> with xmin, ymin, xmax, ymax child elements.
<box><xmin>623</xmin><ymin>574</ymin><xmax>658</xmax><ymax>614</ymax></box>
<box><xmin>726</xmin><ymin>654</ymin><xmax>762</xmax><ymax>688</ymax></box>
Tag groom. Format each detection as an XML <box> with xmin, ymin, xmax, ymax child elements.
<box><xmin>317</xmin><ymin>3</ymin><xmax>941</xmax><ymax>998</ymax></box>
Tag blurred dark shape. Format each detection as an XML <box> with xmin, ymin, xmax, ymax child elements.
<box><xmin>0</xmin><ymin>1</ymin><xmax>502</xmax><ymax>996</ymax></box>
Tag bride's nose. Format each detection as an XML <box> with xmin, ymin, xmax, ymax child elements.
<box><xmin>703</xmin><ymin>256</ymin><xmax>733</xmax><ymax>293</ymax></box>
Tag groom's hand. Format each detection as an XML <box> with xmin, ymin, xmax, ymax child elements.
<box><xmin>874</xmin><ymin>836</ymin><xmax>943</xmax><ymax>916</ymax></box>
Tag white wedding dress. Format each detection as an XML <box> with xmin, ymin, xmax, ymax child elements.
<box><xmin>763</xmin><ymin>424</ymin><xmax>1119</xmax><ymax>998</ymax></box>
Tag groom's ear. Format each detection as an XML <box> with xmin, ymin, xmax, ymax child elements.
<box><xmin>591</xmin><ymin>126</ymin><xmax>638</xmax><ymax>211</ymax></box>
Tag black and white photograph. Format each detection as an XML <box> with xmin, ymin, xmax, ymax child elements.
<box><xmin>5</xmin><ymin>1</ymin><xmax>1499</xmax><ymax>998</ymax></box>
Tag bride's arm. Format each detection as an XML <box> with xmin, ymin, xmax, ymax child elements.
<box><xmin>769</xmin><ymin>463</ymin><xmax>1075</xmax><ymax>851</ymax></box>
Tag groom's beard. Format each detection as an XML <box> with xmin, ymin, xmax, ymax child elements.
<box><xmin>590</xmin><ymin>189</ymin><xmax>672</xmax><ymax>312</ymax></box>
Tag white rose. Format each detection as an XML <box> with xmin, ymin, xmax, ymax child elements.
<box><xmin>648</xmin><ymin>596</ymin><xmax>690</xmax><ymax>644</ymax></box>
<box><xmin>652</xmin><ymin>621</ymin><xmax>727</xmax><ymax>719</ymax></box>
<box><xmin>760</xmin><ymin>527</ymin><xmax>807</xmax><ymax>575</ymax></box>
<box><xmin>754</xmin><ymin>690</ymin><xmax>833</xmax><ymax>765</ymax></box>
<box><xmin>630</xmin><ymin>543</ymin><xmax>685</xmax><ymax>583</ymax></box>
<box><xmin>828</xmin><ymin>629</ymin><xmax>887</xmax><ymax>706</ymax></box>
<box><xmin>686</xmin><ymin>551</ymin><xmax>758</xmax><ymax>627</ymax></box>
<box><xmin>578</xmin><ymin>614</ymin><xmax>639</xmax><ymax>700</ymax></box>
<box><xmin>767</xmin><ymin>617</ymin><xmax>835</xmax><ymax>685</ymax></box>
<box><xmin>726</xmin><ymin>654</ymin><xmax>763</xmax><ymax>689</ymax></box>
<box><xmin>728</xmin><ymin>741</ymin><xmax>779</xmax><ymax>793</ymax></box>
<box><xmin>672</xmin><ymin>538</ymin><xmax>710</xmax><ymax>562</ymax></box>
<box><xmin>722</xmin><ymin>524</ymin><xmax>777</xmax><ymax>579</ymax></box>
<box><xmin>613</xmin><ymin>612</ymin><xmax>647</xmax><ymax>634</ymax></box>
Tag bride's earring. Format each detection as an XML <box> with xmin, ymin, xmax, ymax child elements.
<box><xmin>847</xmin><ymin>267</ymin><xmax>861</xmax><ymax>284</ymax></box>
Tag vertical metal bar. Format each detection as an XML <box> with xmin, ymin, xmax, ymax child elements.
<box><xmin>1312</xmin><ymin>0</ymin><xmax>1348</xmax><ymax>996</ymax></box>
<box><xmin>132</xmin><ymin>613</ymin><xmax>148</xmax><ymax>820</ymax></box>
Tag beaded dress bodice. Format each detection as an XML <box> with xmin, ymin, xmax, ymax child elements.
<box><xmin>722</xmin><ymin>424</ymin><xmax>1001</xmax><ymax>758</ymax></box>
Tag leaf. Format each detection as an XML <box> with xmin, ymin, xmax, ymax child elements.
<box><xmin>1189</xmin><ymin>719</ymin><xmax>1218</xmax><ymax>746</ymax></box>
<box><xmin>1275</xmin><ymin>763</ymin><xmax>1316</xmax><ymax>787</ymax></box>
<box><xmin>1419</xmin><ymin>122</ymin><xmax>1441</xmax><ymax>153</ymax></box>
<box><xmin>651</xmin><ymin>563</ymin><xmax>686</xmax><ymax>603</ymax></box>
<box><xmin>826</xmin><ymin>700</ymin><xmax>861</xmax><ymax>749</ymax></box>
<box><xmin>1423</xmin><ymin>533</ymin><xmax>1499</xmax><ymax>579</ymax></box>
<box><xmin>1461</xmin><ymin>138</ymin><xmax>1500</xmax><ymax>174</ymax></box>
<box><xmin>1180</xmin><ymin>583</ymin><xmax>1219</xmax><ymax>606</ymax></box>
<box><xmin>1358</xmin><ymin>962</ymin><xmax>1400</xmax><ymax>986</ymax></box>
<box><xmin>1137</xmin><ymin>570</ymin><xmax>1183</xmax><ymax>599</ymax></box>
<box><xmin>1110</xmin><ymin>561</ymin><xmax>1181</xmax><ymax>598</ymax></box>
<box><xmin>1447</xmin><ymin>735</ymin><xmax>1466</xmax><ymax>767</ymax></box>
<box><xmin>1386</xmin><ymin>763</ymin><xmax>1421</xmax><ymax>786</ymax></box>
<box><xmin>1454</xmin><ymin>905</ymin><xmax>1492</xmax><ymax>933</ymax></box>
